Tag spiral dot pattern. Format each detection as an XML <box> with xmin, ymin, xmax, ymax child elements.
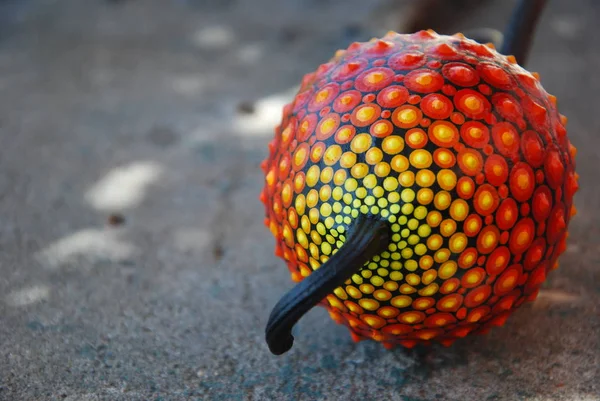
<box><xmin>261</xmin><ymin>31</ymin><xmax>578</xmax><ymax>348</ymax></box>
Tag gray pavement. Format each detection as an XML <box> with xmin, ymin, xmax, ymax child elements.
<box><xmin>0</xmin><ymin>0</ymin><xmax>599</xmax><ymax>400</ymax></box>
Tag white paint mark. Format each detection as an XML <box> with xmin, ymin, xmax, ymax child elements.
<box><xmin>37</xmin><ymin>228</ymin><xmax>136</xmax><ymax>269</ymax></box>
<box><xmin>6</xmin><ymin>285</ymin><xmax>50</xmax><ymax>307</ymax></box>
<box><xmin>85</xmin><ymin>161</ymin><xmax>163</xmax><ymax>211</ymax></box>
<box><xmin>192</xmin><ymin>26</ymin><xmax>234</xmax><ymax>49</ymax></box>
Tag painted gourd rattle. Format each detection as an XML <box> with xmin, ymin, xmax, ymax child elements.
<box><xmin>261</xmin><ymin>0</ymin><xmax>578</xmax><ymax>355</ymax></box>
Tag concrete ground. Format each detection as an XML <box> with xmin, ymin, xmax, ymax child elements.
<box><xmin>0</xmin><ymin>0</ymin><xmax>598</xmax><ymax>400</ymax></box>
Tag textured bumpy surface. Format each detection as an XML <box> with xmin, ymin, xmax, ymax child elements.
<box><xmin>261</xmin><ymin>31</ymin><xmax>579</xmax><ymax>348</ymax></box>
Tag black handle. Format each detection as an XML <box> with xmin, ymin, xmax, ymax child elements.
<box><xmin>265</xmin><ymin>214</ymin><xmax>391</xmax><ymax>355</ymax></box>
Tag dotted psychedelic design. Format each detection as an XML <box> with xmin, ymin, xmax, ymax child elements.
<box><xmin>260</xmin><ymin>31</ymin><xmax>578</xmax><ymax>348</ymax></box>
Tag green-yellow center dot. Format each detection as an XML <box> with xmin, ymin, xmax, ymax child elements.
<box><xmin>390</xmin><ymin>271</ymin><xmax>403</xmax><ymax>281</ymax></box>
<box><xmin>401</xmin><ymin>189</ymin><xmax>416</xmax><ymax>203</ymax></box>
<box><xmin>408</xmin><ymin>234</ymin><xmax>420</xmax><ymax>245</ymax></box>
<box><xmin>401</xmin><ymin>248</ymin><xmax>414</xmax><ymax>258</ymax></box>
<box><xmin>388</xmin><ymin>191</ymin><xmax>400</xmax><ymax>203</ymax></box>
<box><xmin>404</xmin><ymin>260</ymin><xmax>418</xmax><ymax>271</ymax></box>
<box><xmin>356</xmin><ymin>188</ymin><xmax>367</xmax><ymax>198</ymax></box>
<box><xmin>399</xmin><ymin>216</ymin><xmax>408</xmax><ymax>225</ymax></box>
<box><xmin>378</xmin><ymin>198</ymin><xmax>388</xmax><ymax>208</ymax></box>
<box><xmin>390</xmin><ymin>261</ymin><xmax>402</xmax><ymax>270</ymax></box>
<box><xmin>407</xmin><ymin>218</ymin><xmax>419</xmax><ymax>230</ymax></box>
<box><xmin>418</xmin><ymin>224</ymin><xmax>431</xmax><ymax>237</ymax></box>
<box><xmin>372</xmin><ymin>186</ymin><xmax>384</xmax><ymax>198</ymax></box>
<box><xmin>414</xmin><ymin>243</ymin><xmax>427</xmax><ymax>255</ymax></box>
<box><xmin>401</xmin><ymin>203</ymin><xmax>414</xmax><ymax>215</ymax></box>
<box><xmin>370</xmin><ymin>276</ymin><xmax>384</xmax><ymax>286</ymax></box>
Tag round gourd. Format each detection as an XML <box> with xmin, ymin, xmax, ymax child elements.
<box><xmin>261</xmin><ymin>30</ymin><xmax>578</xmax><ymax>354</ymax></box>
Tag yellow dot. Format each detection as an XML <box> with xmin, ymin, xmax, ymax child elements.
<box><xmin>370</xmin><ymin>276</ymin><xmax>384</xmax><ymax>286</ymax></box>
<box><xmin>300</xmin><ymin>214</ymin><xmax>310</xmax><ymax>233</ymax></box>
<box><xmin>296</xmin><ymin>229</ymin><xmax>309</xmax><ymax>248</ymax></box>
<box><xmin>360</xmin><ymin>205</ymin><xmax>369</xmax><ymax>213</ymax></box>
<box><xmin>351</xmin><ymin>163</ymin><xmax>369</xmax><ymax>179</ymax></box>
<box><xmin>306</xmin><ymin>165</ymin><xmax>320</xmax><ymax>187</ymax></box>
<box><xmin>306</xmin><ymin>189</ymin><xmax>319</xmax><ymax>208</ymax></box>
<box><xmin>377</xmin><ymin>178</ymin><xmax>396</xmax><ymax>194</ymax></box>
<box><xmin>316</xmin><ymin>223</ymin><xmax>326</xmax><ymax>236</ymax></box>
<box><xmin>437</xmin><ymin>169</ymin><xmax>457</xmax><ymax>191</ymax></box>
<box><xmin>433</xmin><ymin>124</ymin><xmax>454</xmax><ymax>141</ymax></box>
<box><xmin>377</xmin><ymin>198</ymin><xmax>388</xmax><ymax>209</ymax></box>
<box><xmin>374</xmin><ymin>162</ymin><xmax>391</xmax><ymax>177</ymax></box>
<box><xmin>450</xmin><ymin>199</ymin><xmax>469</xmax><ymax>221</ymax></box>
<box><xmin>320</xmin><ymin>167</ymin><xmax>334</xmax><ymax>183</ymax></box>
<box><xmin>480</xmin><ymin>190</ymin><xmax>494</xmax><ymax>209</ymax></box>
<box><xmin>391</xmin><ymin>155</ymin><xmax>409</xmax><ymax>172</ymax></box>
<box><xmin>324</xmin><ymin>145</ymin><xmax>342</xmax><ymax>165</ymax></box>
<box><xmin>363</xmin><ymin>174</ymin><xmax>377</xmax><ymax>189</ymax></box>
<box><xmin>406</xmin><ymin>273</ymin><xmax>420</xmax><ymax>286</ymax></box>
<box><xmin>333</xmin><ymin>287</ymin><xmax>347</xmax><ymax>300</ymax></box>
<box><xmin>333</xmin><ymin>169</ymin><xmax>347</xmax><ymax>185</ymax></box>
<box><xmin>418</xmin><ymin>282</ymin><xmax>439</xmax><ymax>297</ymax></box>
<box><xmin>382</xmin><ymin>136</ymin><xmax>404</xmax><ymax>155</ymax></box>
<box><xmin>360</xmin><ymin>283</ymin><xmax>375</xmax><ymax>294</ymax></box>
<box><xmin>434</xmin><ymin>248</ymin><xmax>451</xmax><ymax>263</ymax></box>
<box><xmin>364</xmin><ymin>196</ymin><xmax>376</xmax><ymax>206</ymax></box>
<box><xmin>415</xmin><ymin>169</ymin><xmax>435</xmax><ymax>187</ymax></box>
<box><xmin>417</xmin><ymin>188</ymin><xmax>433</xmax><ymax>205</ymax></box>
<box><xmin>309</xmin><ymin>208</ymin><xmax>320</xmax><ymax>225</ymax></box>
<box><xmin>449</xmin><ymin>233</ymin><xmax>468</xmax><ymax>253</ymax></box>
<box><xmin>408</xmin><ymin>219</ymin><xmax>419</xmax><ymax>231</ymax></box>
<box><xmin>366</xmin><ymin>148</ymin><xmax>383</xmax><ymax>165</ymax></box>
<box><xmin>310</xmin><ymin>230</ymin><xmax>322</xmax><ymax>245</ymax></box>
<box><xmin>388</xmin><ymin>191</ymin><xmax>400</xmax><ymax>203</ymax></box>
<box><xmin>401</xmin><ymin>248</ymin><xmax>413</xmax><ymax>259</ymax></box>
<box><xmin>332</xmin><ymin>187</ymin><xmax>343</xmax><ymax>202</ymax></box>
<box><xmin>401</xmin><ymin>189</ymin><xmax>415</xmax><ymax>203</ymax></box>
<box><xmin>464</xmin><ymin>95</ymin><xmax>481</xmax><ymax>110</ymax></box>
<box><xmin>399</xmin><ymin>171</ymin><xmax>415</xmax><ymax>187</ymax></box>
<box><xmin>417</xmin><ymin>224</ymin><xmax>431</xmax><ymax>237</ymax></box>
<box><xmin>414</xmin><ymin>243</ymin><xmax>427</xmax><ymax>255</ymax></box>
<box><xmin>401</xmin><ymin>203</ymin><xmax>414</xmax><ymax>215</ymax></box>
<box><xmin>412</xmin><ymin>206</ymin><xmax>426</xmax><ymax>220</ymax></box>
<box><xmin>373</xmin><ymin>186</ymin><xmax>384</xmax><ymax>198</ymax></box>
<box><xmin>295</xmin><ymin>194</ymin><xmax>306</xmax><ymax>215</ymax></box>
<box><xmin>438</xmin><ymin>261</ymin><xmax>457</xmax><ymax>279</ymax></box>
<box><xmin>320</xmin><ymin>203</ymin><xmax>332</xmax><ymax>217</ymax></box>
<box><xmin>398</xmin><ymin>108</ymin><xmax>417</xmax><ymax>124</ymax></box>
<box><xmin>321</xmin><ymin>242</ymin><xmax>332</xmax><ymax>255</ymax></box>
<box><xmin>344</xmin><ymin>178</ymin><xmax>358</xmax><ymax>192</ymax></box>
<box><xmin>324</xmin><ymin>217</ymin><xmax>335</xmax><ymax>229</ymax></box>
<box><xmin>408</xmin><ymin>234</ymin><xmax>420</xmax><ymax>245</ymax></box>
<box><xmin>356</xmin><ymin>188</ymin><xmax>367</xmax><ymax>199</ymax></box>
<box><xmin>407</xmin><ymin>261</ymin><xmax>419</xmax><ymax>272</ymax></box>
<box><xmin>352</xmin><ymin>274</ymin><xmax>363</xmax><ymax>285</ymax></box>
<box><xmin>356</xmin><ymin>106</ymin><xmax>376</xmax><ymax>122</ymax></box>
<box><xmin>434</xmin><ymin>191</ymin><xmax>451</xmax><ymax>210</ymax></box>
<box><xmin>409</xmin><ymin>149</ymin><xmax>432</xmax><ymax>169</ymax></box>
<box><xmin>427</xmin><ymin>234</ymin><xmax>443</xmax><ymax>250</ymax></box>
<box><xmin>319</xmin><ymin>185</ymin><xmax>332</xmax><ymax>202</ymax></box>
<box><xmin>359</xmin><ymin>298</ymin><xmax>379</xmax><ymax>311</ymax></box>
<box><xmin>351</xmin><ymin>133</ymin><xmax>372</xmax><ymax>153</ymax></box>
<box><xmin>340</xmin><ymin>152</ymin><xmax>357</xmax><ymax>169</ymax></box>
<box><xmin>391</xmin><ymin>295</ymin><xmax>412</xmax><ymax>308</ymax></box>
<box><xmin>346</xmin><ymin>285</ymin><xmax>362</xmax><ymax>299</ymax></box>
<box><xmin>440</xmin><ymin>219</ymin><xmax>457</xmax><ymax>237</ymax></box>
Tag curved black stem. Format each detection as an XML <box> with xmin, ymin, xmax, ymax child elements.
<box><xmin>265</xmin><ymin>214</ymin><xmax>391</xmax><ymax>355</ymax></box>
<box><xmin>500</xmin><ymin>0</ymin><xmax>548</xmax><ymax>65</ymax></box>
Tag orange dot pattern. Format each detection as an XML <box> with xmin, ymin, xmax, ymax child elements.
<box><xmin>260</xmin><ymin>31</ymin><xmax>578</xmax><ymax>349</ymax></box>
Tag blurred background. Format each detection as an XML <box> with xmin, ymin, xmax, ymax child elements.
<box><xmin>0</xmin><ymin>0</ymin><xmax>598</xmax><ymax>400</ymax></box>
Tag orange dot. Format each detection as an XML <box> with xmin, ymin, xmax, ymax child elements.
<box><xmin>433</xmin><ymin>148</ymin><xmax>456</xmax><ymax>168</ymax></box>
<box><xmin>457</xmin><ymin>148</ymin><xmax>483</xmax><ymax>176</ymax></box>
<box><xmin>405</xmin><ymin>128</ymin><xmax>428</xmax><ymax>149</ymax></box>
<box><xmin>392</xmin><ymin>105</ymin><xmax>422</xmax><ymax>129</ymax></box>
<box><xmin>428</xmin><ymin>121</ymin><xmax>459</xmax><ymax>148</ymax></box>
<box><xmin>473</xmin><ymin>184</ymin><xmax>499</xmax><ymax>215</ymax></box>
<box><xmin>477</xmin><ymin>226</ymin><xmax>500</xmax><ymax>254</ymax></box>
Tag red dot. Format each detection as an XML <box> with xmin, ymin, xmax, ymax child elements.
<box><xmin>421</xmin><ymin>93</ymin><xmax>454</xmax><ymax>119</ymax></box>
<box><xmin>484</xmin><ymin>154</ymin><xmax>509</xmax><ymax>186</ymax></box>
<box><xmin>521</xmin><ymin>130</ymin><xmax>545</xmax><ymax>168</ymax></box>
<box><xmin>442</xmin><ymin>84</ymin><xmax>457</xmax><ymax>96</ymax></box>
<box><xmin>388</xmin><ymin>51</ymin><xmax>426</xmax><ymax>70</ymax></box>
<box><xmin>404</xmin><ymin>69</ymin><xmax>444</xmax><ymax>93</ymax></box>
<box><xmin>492</xmin><ymin>122</ymin><xmax>520</xmax><ymax>158</ymax></box>
<box><xmin>376</xmin><ymin>85</ymin><xmax>409</xmax><ymax>108</ymax></box>
<box><xmin>333</xmin><ymin>90</ymin><xmax>362</xmax><ymax>113</ymax></box>
<box><xmin>408</xmin><ymin>94</ymin><xmax>422</xmax><ymax>104</ymax></box>
<box><xmin>494</xmin><ymin>264</ymin><xmax>522</xmax><ymax>295</ymax></box>
<box><xmin>454</xmin><ymin>89</ymin><xmax>492</xmax><ymax>120</ymax></box>
<box><xmin>363</xmin><ymin>93</ymin><xmax>376</xmax><ymax>103</ymax></box>
<box><xmin>520</xmin><ymin>203</ymin><xmax>531</xmax><ymax>216</ymax></box>
<box><xmin>509</xmin><ymin>218</ymin><xmax>535</xmax><ymax>255</ymax></box>
<box><xmin>544</xmin><ymin>149</ymin><xmax>565</xmax><ymax>189</ymax></box>
<box><xmin>464</xmin><ymin>285</ymin><xmax>492</xmax><ymax>308</ymax></box>
<box><xmin>496</xmin><ymin>198</ymin><xmax>519</xmax><ymax>230</ymax></box>
<box><xmin>460</xmin><ymin>121</ymin><xmax>490</xmax><ymax>149</ymax></box>
<box><xmin>492</xmin><ymin>93</ymin><xmax>522</xmax><ymax>123</ymax></box>
<box><xmin>477</xmin><ymin>63</ymin><xmax>515</xmax><ymax>90</ymax></box>
<box><xmin>524</xmin><ymin>238</ymin><xmax>546</xmax><ymax>271</ymax></box>
<box><xmin>486</xmin><ymin>246</ymin><xmax>510</xmax><ymax>275</ymax></box>
<box><xmin>442</xmin><ymin>62</ymin><xmax>480</xmax><ymax>87</ymax></box>
<box><xmin>509</xmin><ymin>162</ymin><xmax>535</xmax><ymax>202</ymax></box>
<box><xmin>355</xmin><ymin>67</ymin><xmax>395</xmax><ymax>92</ymax></box>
